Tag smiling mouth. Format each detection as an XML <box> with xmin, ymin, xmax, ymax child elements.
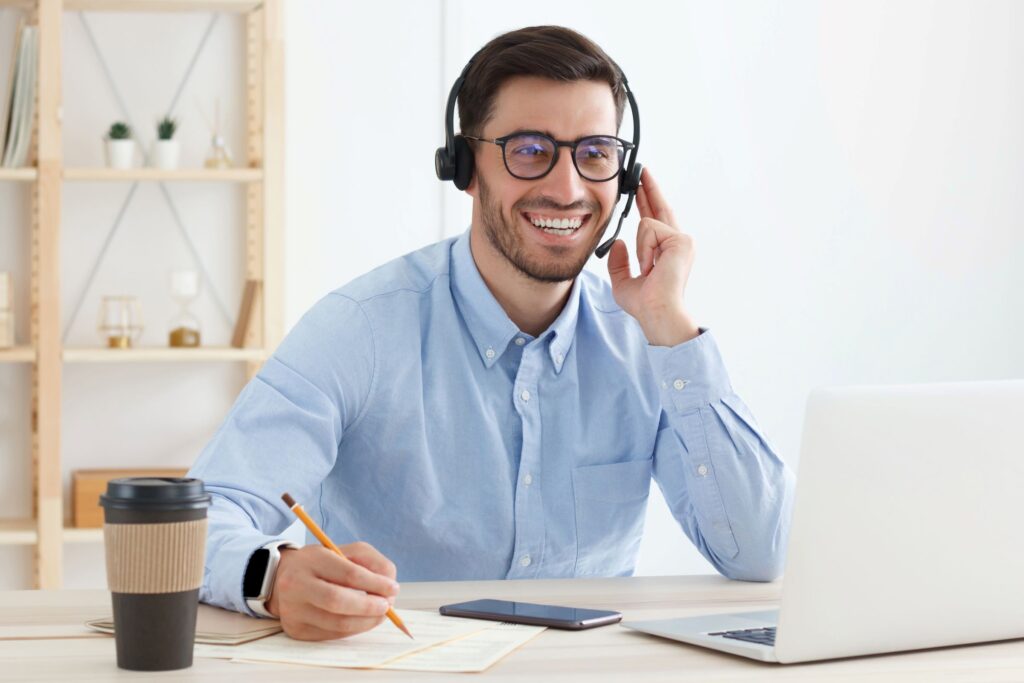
<box><xmin>522</xmin><ymin>211</ymin><xmax>591</xmax><ymax>236</ymax></box>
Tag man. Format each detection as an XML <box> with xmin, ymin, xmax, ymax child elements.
<box><xmin>189</xmin><ymin>25</ymin><xmax>794</xmax><ymax>641</ymax></box>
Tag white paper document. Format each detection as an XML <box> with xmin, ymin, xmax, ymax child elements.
<box><xmin>377</xmin><ymin>621</ymin><xmax>545</xmax><ymax>673</ymax></box>
<box><xmin>195</xmin><ymin>609</ymin><xmax>545</xmax><ymax>672</ymax></box>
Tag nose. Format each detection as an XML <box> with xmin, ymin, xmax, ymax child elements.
<box><xmin>538</xmin><ymin>147</ymin><xmax>587</xmax><ymax>205</ymax></box>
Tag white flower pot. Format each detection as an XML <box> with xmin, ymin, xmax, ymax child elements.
<box><xmin>105</xmin><ymin>139</ymin><xmax>135</xmax><ymax>169</ymax></box>
<box><xmin>152</xmin><ymin>139</ymin><xmax>180</xmax><ymax>170</ymax></box>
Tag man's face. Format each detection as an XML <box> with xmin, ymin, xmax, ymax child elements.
<box><xmin>467</xmin><ymin>76</ymin><xmax>620</xmax><ymax>283</ymax></box>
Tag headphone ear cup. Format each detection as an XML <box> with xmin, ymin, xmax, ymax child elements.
<box><xmin>620</xmin><ymin>162</ymin><xmax>643</xmax><ymax>196</ymax></box>
<box><xmin>452</xmin><ymin>136</ymin><xmax>475</xmax><ymax>190</ymax></box>
<box><xmin>435</xmin><ymin>146</ymin><xmax>456</xmax><ymax>182</ymax></box>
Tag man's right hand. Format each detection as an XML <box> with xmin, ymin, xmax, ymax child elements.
<box><xmin>265</xmin><ymin>542</ymin><xmax>400</xmax><ymax>641</ymax></box>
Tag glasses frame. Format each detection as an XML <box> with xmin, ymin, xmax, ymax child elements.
<box><xmin>463</xmin><ymin>131</ymin><xmax>635</xmax><ymax>183</ymax></box>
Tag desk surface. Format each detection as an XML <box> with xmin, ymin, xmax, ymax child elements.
<box><xmin>2</xmin><ymin>575</ymin><xmax>1022</xmax><ymax>681</ymax></box>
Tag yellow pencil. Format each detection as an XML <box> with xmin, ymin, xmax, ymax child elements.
<box><xmin>281</xmin><ymin>492</ymin><xmax>413</xmax><ymax>639</ymax></box>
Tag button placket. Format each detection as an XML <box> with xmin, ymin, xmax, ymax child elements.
<box><xmin>508</xmin><ymin>346</ymin><xmax>542</xmax><ymax>578</ymax></box>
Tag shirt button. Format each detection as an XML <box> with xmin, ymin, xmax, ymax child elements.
<box><xmin>524</xmin><ymin>473</ymin><xmax>533</xmax><ymax>486</ymax></box>
<box><xmin>485</xmin><ymin>348</ymin><xmax>495</xmax><ymax>359</ymax></box>
<box><xmin>697</xmin><ymin>464</ymin><xmax>709</xmax><ymax>477</ymax></box>
<box><xmin>520</xmin><ymin>555</ymin><xmax>532</xmax><ymax>567</ymax></box>
<box><xmin>556</xmin><ymin>353</ymin><xmax>564</xmax><ymax>364</ymax></box>
<box><xmin>520</xmin><ymin>389</ymin><xmax>531</xmax><ymax>402</ymax></box>
<box><xmin>514</xmin><ymin>337</ymin><xmax>526</xmax><ymax>346</ymax></box>
<box><xmin>673</xmin><ymin>378</ymin><xmax>688</xmax><ymax>390</ymax></box>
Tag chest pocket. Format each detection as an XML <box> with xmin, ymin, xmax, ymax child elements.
<box><xmin>572</xmin><ymin>458</ymin><xmax>652</xmax><ymax>576</ymax></box>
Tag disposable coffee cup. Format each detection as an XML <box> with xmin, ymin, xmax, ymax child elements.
<box><xmin>100</xmin><ymin>477</ymin><xmax>211</xmax><ymax>671</ymax></box>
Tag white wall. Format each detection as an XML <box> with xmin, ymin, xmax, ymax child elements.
<box><xmin>285</xmin><ymin>0</ymin><xmax>1024</xmax><ymax>577</ymax></box>
<box><xmin>2</xmin><ymin>0</ymin><xmax>1022</xmax><ymax>588</ymax></box>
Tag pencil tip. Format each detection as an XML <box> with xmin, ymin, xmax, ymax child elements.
<box><xmin>281</xmin><ymin>492</ymin><xmax>296</xmax><ymax>508</ymax></box>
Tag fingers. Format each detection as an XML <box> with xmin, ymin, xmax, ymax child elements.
<box><xmin>637</xmin><ymin>168</ymin><xmax>676</xmax><ymax>227</ymax></box>
<box><xmin>309</xmin><ymin>545</ymin><xmax>399</xmax><ymax>601</ymax></box>
<box><xmin>304</xmin><ymin>602</ymin><xmax>388</xmax><ymax>636</ymax></box>
<box><xmin>285</xmin><ymin>609</ymin><xmax>386</xmax><ymax>641</ymax></box>
<box><xmin>637</xmin><ymin>217</ymin><xmax>666</xmax><ymax>277</ymax></box>
<box><xmin>305</xmin><ymin>571</ymin><xmax>394</xmax><ymax>618</ymax></box>
<box><xmin>342</xmin><ymin>541</ymin><xmax>398</xmax><ymax>581</ymax></box>
<box><xmin>605</xmin><ymin>239</ymin><xmax>633</xmax><ymax>288</ymax></box>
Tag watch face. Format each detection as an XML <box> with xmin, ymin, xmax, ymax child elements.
<box><xmin>243</xmin><ymin>548</ymin><xmax>271</xmax><ymax>598</ymax></box>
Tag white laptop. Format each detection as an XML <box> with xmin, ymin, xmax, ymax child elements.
<box><xmin>623</xmin><ymin>380</ymin><xmax>1024</xmax><ymax>663</ymax></box>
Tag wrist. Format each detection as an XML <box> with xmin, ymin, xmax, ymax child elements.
<box><xmin>264</xmin><ymin>547</ymin><xmax>295</xmax><ymax>618</ymax></box>
<box><xmin>243</xmin><ymin>540</ymin><xmax>295</xmax><ymax>618</ymax></box>
<box><xmin>641</xmin><ymin>306</ymin><xmax>700</xmax><ymax>347</ymax></box>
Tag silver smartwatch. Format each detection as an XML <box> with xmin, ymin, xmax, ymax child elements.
<box><xmin>243</xmin><ymin>540</ymin><xmax>295</xmax><ymax>617</ymax></box>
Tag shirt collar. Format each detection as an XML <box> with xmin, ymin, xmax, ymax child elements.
<box><xmin>450</xmin><ymin>229</ymin><xmax>581</xmax><ymax>374</ymax></box>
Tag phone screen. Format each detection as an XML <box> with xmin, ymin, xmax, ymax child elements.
<box><xmin>439</xmin><ymin>599</ymin><xmax>622</xmax><ymax>630</ymax></box>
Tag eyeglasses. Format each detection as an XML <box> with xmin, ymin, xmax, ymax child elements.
<box><xmin>463</xmin><ymin>132</ymin><xmax>634</xmax><ymax>183</ymax></box>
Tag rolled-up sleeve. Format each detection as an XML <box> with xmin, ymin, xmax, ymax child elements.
<box><xmin>647</xmin><ymin>330</ymin><xmax>795</xmax><ymax>581</ymax></box>
<box><xmin>187</xmin><ymin>293</ymin><xmax>375</xmax><ymax>613</ymax></box>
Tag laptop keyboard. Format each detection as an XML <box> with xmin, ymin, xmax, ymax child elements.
<box><xmin>708</xmin><ymin>626</ymin><xmax>776</xmax><ymax>647</ymax></box>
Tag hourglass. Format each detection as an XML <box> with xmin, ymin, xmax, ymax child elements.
<box><xmin>168</xmin><ymin>270</ymin><xmax>201</xmax><ymax>348</ymax></box>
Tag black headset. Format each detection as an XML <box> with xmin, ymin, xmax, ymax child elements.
<box><xmin>435</xmin><ymin>51</ymin><xmax>642</xmax><ymax>259</ymax></box>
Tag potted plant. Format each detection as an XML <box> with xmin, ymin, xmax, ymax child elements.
<box><xmin>152</xmin><ymin>116</ymin><xmax>180</xmax><ymax>170</ymax></box>
<box><xmin>104</xmin><ymin>121</ymin><xmax>134</xmax><ymax>169</ymax></box>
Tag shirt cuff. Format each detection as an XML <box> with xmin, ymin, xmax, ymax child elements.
<box><xmin>646</xmin><ymin>328</ymin><xmax>734</xmax><ymax>414</ymax></box>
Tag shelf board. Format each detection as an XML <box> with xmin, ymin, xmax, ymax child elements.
<box><xmin>63</xmin><ymin>526</ymin><xmax>104</xmax><ymax>544</ymax></box>
<box><xmin>63</xmin><ymin>167</ymin><xmax>263</xmax><ymax>182</ymax></box>
<box><xmin>0</xmin><ymin>167</ymin><xmax>37</xmax><ymax>182</ymax></box>
<box><xmin>0</xmin><ymin>346</ymin><xmax>36</xmax><ymax>363</ymax></box>
<box><xmin>0</xmin><ymin>519</ymin><xmax>37</xmax><ymax>546</ymax></box>
<box><xmin>64</xmin><ymin>0</ymin><xmax>262</xmax><ymax>12</ymax></box>
<box><xmin>63</xmin><ymin>346</ymin><xmax>266</xmax><ymax>363</ymax></box>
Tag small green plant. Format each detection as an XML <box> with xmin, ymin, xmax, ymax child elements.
<box><xmin>107</xmin><ymin>122</ymin><xmax>132</xmax><ymax>140</ymax></box>
<box><xmin>157</xmin><ymin>116</ymin><xmax>177</xmax><ymax>141</ymax></box>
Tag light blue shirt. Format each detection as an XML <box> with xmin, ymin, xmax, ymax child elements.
<box><xmin>189</xmin><ymin>230</ymin><xmax>795</xmax><ymax>615</ymax></box>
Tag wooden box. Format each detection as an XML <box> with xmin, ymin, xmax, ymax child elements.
<box><xmin>72</xmin><ymin>468</ymin><xmax>189</xmax><ymax>528</ymax></box>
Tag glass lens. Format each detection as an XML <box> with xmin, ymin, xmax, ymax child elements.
<box><xmin>575</xmin><ymin>136</ymin><xmax>625</xmax><ymax>181</ymax></box>
<box><xmin>504</xmin><ymin>134</ymin><xmax>555</xmax><ymax>179</ymax></box>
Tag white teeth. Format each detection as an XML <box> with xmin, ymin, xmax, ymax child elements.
<box><xmin>542</xmin><ymin>227</ymin><xmax>574</xmax><ymax>236</ymax></box>
<box><xmin>527</xmin><ymin>215</ymin><xmax>584</xmax><ymax>230</ymax></box>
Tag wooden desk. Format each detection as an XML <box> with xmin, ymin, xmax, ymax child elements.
<box><xmin>2</xmin><ymin>575</ymin><xmax>1022</xmax><ymax>681</ymax></box>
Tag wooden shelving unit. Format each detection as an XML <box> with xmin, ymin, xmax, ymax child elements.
<box><xmin>62</xmin><ymin>346</ymin><xmax>267</xmax><ymax>362</ymax></box>
<box><xmin>0</xmin><ymin>346</ymin><xmax>37</xmax><ymax>362</ymax></box>
<box><xmin>63</xmin><ymin>167</ymin><xmax>263</xmax><ymax>182</ymax></box>
<box><xmin>0</xmin><ymin>0</ymin><xmax>284</xmax><ymax>587</ymax></box>
<box><xmin>0</xmin><ymin>167</ymin><xmax>37</xmax><ymax>180</ymax></box>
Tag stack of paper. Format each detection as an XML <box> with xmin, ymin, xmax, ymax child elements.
<box><xmin>195</xmin><ymin>609</ymin><xmax>545</xmax><ymax>673</ymax></box>
<box><xmin>0</xmin><ymin>19</ymin><xmax>37</xmax><ymax>168</ymax></box>
<box><xmin>86</xmin><ymin>604</ymin><xmax>283</xmax><ymax>645</ymax></box>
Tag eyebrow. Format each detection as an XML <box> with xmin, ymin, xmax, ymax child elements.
<box><xmin>504</xmin><ymin>128</ymin><xmax>616</xmax><ymax>143</ymax></box>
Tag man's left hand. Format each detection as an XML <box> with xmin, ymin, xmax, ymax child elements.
<box><xmin>606</xmin><ymin>167</ymin><xmax>701</xmax><ymax>347</ymax></box>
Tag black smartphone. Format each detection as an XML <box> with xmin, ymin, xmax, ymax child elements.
<box><xmin>438</xmin><ymin>599</ymin><xmax>622</xmax><ymax>630</ymax></box>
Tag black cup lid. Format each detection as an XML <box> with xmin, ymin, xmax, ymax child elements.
<box><xmin>100</xmin><ymin>477</ymin><xmax>211</xmax><ymax>511</ymax></box>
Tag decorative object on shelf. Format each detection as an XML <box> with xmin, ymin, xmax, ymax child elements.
<box><xmin>98</xmin><ymin>295</ymin><xmax>143</xmax><ymax>348</ymax></box>
<box><xmin>231</xmin><ymin>278</ymin><xmax>262</xmax><ymax>348</ymax></box>
<box><xmin>1</xmin><ymin>21</ymin><xmax>38</xmax><ymax>168</ymax></box>
<box><xmin>104</xmin><ymin>121</ymin><xmax>134</xmax><ymax>169</ymax></box>
<box><xmin>72</xmin><ymin>467</ymin><xmax>188</xmax><ymax>528</ymax></box>
<box><xmin>198</xmin><ymin>97</ymin><xmax>233</xmax><ymax>169</ymax></box>
<box><xmin>152</xmin><ymin>115</ymin><xmax>180</xmax><ymax>170</ymax></box>
<box><xmin>168</xmin><ymin>269</ymin><xmax>201</xmax><ymax>348</ymax></box>
<box><xmin>0</xmin><ymin>272</ymin><xmax>14</xmax><ymax>349</ymax></box>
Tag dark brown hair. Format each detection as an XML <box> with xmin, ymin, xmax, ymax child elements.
<box><xmin>457</xmin><ymin>26</ymin><xmax>627</xmax><ymax>138</ymax></box>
